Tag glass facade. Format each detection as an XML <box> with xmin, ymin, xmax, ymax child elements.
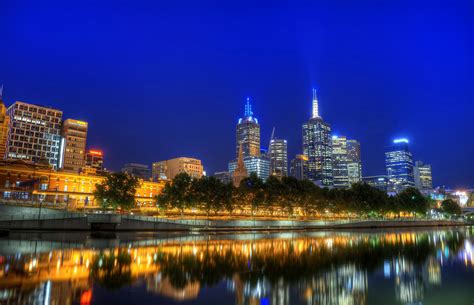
<box><xmin>303</xmin><ymin>118</ymin><xmax>332</xmax><ymax>186</ymax></box>
<box><xmin>385</xmin><ymin>139</ymin><xmax>415</xmax><ymax>191</ymax></box>
<box><xmin>290</xmin><ymin>154</ymin><xmax>308</xmax><ymax>180</ymax></box>
<box><xmin>414</xmin><ymin>160</ymin><xmax>432</xmax><ymax>190</ymax></box>
<box><xmin>362</xmin><ymin>175</ymin><xmax>390</xmax><ymax>192</ymax></box>
<box><xmin>269</xmin><ymin>138</ymin><xmax>288</xmax><ymax>177</ymax></box>
<box><xmin>331</xmin><ymin>136</ymin><xmax>349</xmax><ymax>188</ymax></box>
<box><xmin>229</xmin><ymin>156</ymin><xmax>270</xmax><ymax>181</ymax></box>
<box><xmin>347</xmin><ymin>139</ymin><xmax>362</xmax><ymax>185</ymax></box>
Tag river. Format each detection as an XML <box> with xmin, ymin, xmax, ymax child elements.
<box><xmin>0</xmin><ymin>227</ymin><xmax>472</xmax><ymax>304</ymax></box>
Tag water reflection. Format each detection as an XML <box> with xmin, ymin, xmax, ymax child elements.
<box><xmin>0</xmin><ymin>228</ymin><xmax>472</xmax><ymax>305</ymax></box>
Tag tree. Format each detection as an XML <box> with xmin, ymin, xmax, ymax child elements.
<box><xmin>156</xmin><ymin>173</ymin><xmax>193</xmax><ymax>216</ymax></box>
<box><xmin>94</xmin><ymin>172</ymin><xmax>139</xmax><ymax>210</ymax></box>
<box><xmin>239</xmin><ymin>173</ymin><xmax>265</xmax><ymax>216</ymax></box>
<box><xmin>395</xmin><ymin>187</ymin><xmax>430</xmax><ymax>216</ymax></box>
<box><xmin>192</xmin><ymin>176</ymin><xmax>227</xmax><ymax>216</ymax></box>
<box><xmin>441</xmin><ymin>199</ymin><xmax>462</xmax><ymax>216</ymax></box>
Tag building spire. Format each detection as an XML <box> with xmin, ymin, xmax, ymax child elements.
<box><xmin>244</xmin><ymin>97</ymin><xmax>253</xmax><ymax>117</ymax></box>
<box><xmin>312</xmin><ymin>88</ymin><xmax>319</xmax><ymax>118</ymax></box>
<box><xmin>233</xmin><ymin>143</ymin><xmax>248</xmax><ymax>187</ymax></box>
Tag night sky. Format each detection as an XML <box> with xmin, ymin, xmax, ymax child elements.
<box><xmin>1</xmin><ymin>0</ymin><xmax>473</xmax><ymax>188</ymax></box>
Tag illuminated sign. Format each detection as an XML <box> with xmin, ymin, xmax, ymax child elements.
<box><xmin>88</xmin><ymin>150</ymin><xmax>103</xmax><ymax>156</ymax></box>
<box><xmin>68</xmin><ymin>119</ymin><xmax>88</xmax><ymax>127</ymax></box>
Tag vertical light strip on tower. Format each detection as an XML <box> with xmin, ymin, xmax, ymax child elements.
<box><xmin>312</xmin><ymin>88</ymin><xmax>319</xmax><ymax>118</ymax></box>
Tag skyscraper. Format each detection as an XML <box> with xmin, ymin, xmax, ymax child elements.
<box><xmin>6</xmin><ymin>101</ymin><xmax>63</xmax><ymax>168</ymax></box>
<box><xmin>236</xmin><ymin>97</ymin><xmax>260</xmax><ymax>158</ymax></box>
<box><xmin>347</xmin><ymin>139</ymin><xmax>362</xmax><ymax>185</ymax></box>
<box><xmin>414</xmin><ymin>161</ymin><xmax>432</xmax><ymax>190</ymax></box>
<box><xmin>269</xmin><ymin>138</ymin><xmax>288</xmax><ymax>177</ymax></box>
<box><xmin>331</xmin><ymin>136</ymin><xmax>349</xmax><ymax>188</ymax></box>
<box><xmin>0</xmin><ymin>86</ymin><xmax>9</xmax><ymax>159</ymax></box>
<box><xmin>302</xmin><ymin>89</ymin><xmax>333</xmax><ymax>186</ymax></box>
<box><xmin>290</xmin><ymin>154</ymin><xmax>308</xmax><ymax>180</ymax></box>
<box><xmin>59</xmin><ymin>119</ymin><xmax>88</xmax><ymax>172</ymax></box>
<box><xmin>385</xmin><ymin>139</ymin><xmax>415</xmax><ymax>191</ymax></box>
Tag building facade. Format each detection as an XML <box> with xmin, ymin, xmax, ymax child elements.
<box><xmin>0</xmin><ymin>88</ymin><xmax>9</xmax><ymax>159</ymax></box>
<box><xmin>414</xmin><ymin>160</ymin><xmax>432</xmax><ymax>190</ymax></box>
<box><xmin>302</xmin><ymin>89</ymin><xmax>333</xmax><ymax>186</ymax></box>
<box><xmin>385</xmin><ymin>139</ymin><xmax>415</xmax><ymax>191</ymax></box>
<box><xmin>152</xmin><ymin>157</ymin><xmax>204</xmax><ymax>180</ymax></box>
<box><xmin>213</xmin><ymin>171</ymin><xmax>232</xmax><ymax>184</ymax></box>
<box><xmin>59</xmin><ymin>119</ymin><xmax>88</xmax><ymax>172</ymax></box>
<box><xmin>122</xmin><ymin>163</ymin><xmax>151</xmax><ymax>180</ymax></box>
<box><xmin>269</xmin><ymin>138</ymin><xmax>288</xmax><ymax>177</ymax></box>
<box><xmin>346</xmin><ymin>139</ymin><xmax>362</xmax><ymax>185</ymax></box>
<box><xmin>331</xmin><ymin>136</ymin><xmax>349</xmax><ymax>188</ymax></box>
<box><xmin>229</xmin><ymin>155</ymin><xmax>270</xmax><ymax>181</ymax></box>
<box><xmin>0</xmin><ymin>160</ymin><xmax>164</xmax><ymax>207</ymax></box>
<box><xmin>84</xmin><ymin>149</ymin><xmax>104</xmax><ymax>175</ymax></box>
<box><xmin>236</xmin><ymin>98</ymin><xmax>260</xmax><ymax>158</ymax></box>
<box><xmin>290</xmin><ymin>154</ymin><xmax>308</xmax><ymax>180</ymax></box>
<box><xmin>362</xmin><ymin>175</ymin><xmax>390</xmax><ymax>192</ymax></box>
<box><xmin>6</xmin><ymin>101</ymin><xmax>63</xmax><ymax>168</ymax></box>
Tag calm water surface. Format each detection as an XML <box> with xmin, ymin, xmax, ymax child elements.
<box><xmin>0</xmin><ymin>228</ymin><xmax>473</xmax><ymax>305</ymax></box>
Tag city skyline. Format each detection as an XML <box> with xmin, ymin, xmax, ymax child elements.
<box><xmin>1</xmin><ymin>0</ymin><xmax>472</xmax><ymax>188</ymax></box>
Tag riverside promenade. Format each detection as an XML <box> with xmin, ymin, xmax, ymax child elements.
<box><xmin>0</xmin><ymin>205</ymin><xmax>466</xmax><ymax>231</ymax></box>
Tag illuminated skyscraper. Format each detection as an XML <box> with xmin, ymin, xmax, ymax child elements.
<box><xmin>331</xmin><ymin>135</ymin><xmax>349</xmax><ymax>188</ymax></box>
<box><xmin>269</xmin><ymin>138</ymin><xmax>288</xmax><ymax>177</ymax></box>
<box><xmin>302</xmin><ymin>89</ymin><xmax>333</xmax><ymax>186</ymax></box>
<box><xmin>0</xmin><ymin>86</ymin><xmax>9</xmax><ymax>159</ymax></box>
<box><xmin>347</xmin><ymin>139</ymin><xmax>362</xmax><ymax>184</ymax></box>
<box><xmin>385</xmin><ymin>139</ymin><xmax>415</xmax><ymax>191</ymax></box>
<box><xmin>236</xmin><ymin>97</ymin><xmax>260</xmax><ymax>158</ymax></box>
<box><xmin>6</xmin><ymin>101</ymin><xmax>63</xmax><ymax>168</ymax></box>
<box><xmin>414</xmin><ymin>161</ymin><xmax>432</xmax><ymax>190</ymax></box>
<box><xmin>290</xmin><ymin>154</ymin><xmax>308</xmax><ymax>180</ymax></box>
<box><xmin>59</xmin><ymin>119</ymin><xmax>88</xmax><ymax>172</ymax></box>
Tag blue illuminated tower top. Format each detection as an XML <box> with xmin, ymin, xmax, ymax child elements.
<box><xmin>244</xmin><ymin>97</ymin><xmax>253</xmax><ymax>117</ymax></box>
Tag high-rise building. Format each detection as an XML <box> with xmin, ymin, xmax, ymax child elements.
<box><xmin>385</xmin><ymin>139</ymin><xmax>415</xmax><ymax>191</ymax></box>
<box><xmin>331</xmin><ymin>136</ymin><xmax>349</xmax><ymax>188</ymax></box>
<box><xmin>122</xmin><ymin>163</ymin><xmax>151</xmax><ymax>180</ymax></box>
<box><xmin>152</xmin><ymin>157</ymin><xmax>204</xmax><ymax>180</ymax></box>
<box><xmin>347</xmin><ymin>139</ymin><xmax>362</xmax><ymax>185</ymax></box>
<box><xmin>229</xmin><ymin>155</ymin><xmax>270</xmax><ymax>181</ymax></box>
<box><xmin>236</xmin><ymin>98</ymin><xmax>260</xmax><ymax>158</ymax></box>
<box><xmin>6</xmin><ymin>101</ymin><xmax>63</xmax><ymax>168</ymax></box>
<box><xmin>362</xmin><ymin>175</ymin><xmax>390</xmax><ymax>192</ymax></box>
<box><xmin>84</xmin><ymin>149</ymin><xmax>104</xmax><ymax>175</ymax></box>
<box><xmin>302</xmin><ymin>89</ymin><xmax>333</xmax><ymax>186</ymax></box>
<box><xmin>269</xmin><ymin>138</ymin><xmax>288</xmax><ymax>177</ymax></box>
<box><xmin>414</xmin><ymin>161</ymin><xmax>432</xmax><ymax>190</ymax></box>
<box><xmin>0</xmin><ymin>86</ymin><xmax>9</xmax><ymax>159</ymax></box>
<box><xmin>290</xmin><ymin>154</ymin><xmax>308</xmax><ymax>180</ymax></box>
<box><xmin>59</xmin><ymin>119</ymin><xmax>88</xmax><ymax>172</ymax></box>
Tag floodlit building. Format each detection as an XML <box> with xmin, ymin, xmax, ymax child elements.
<box><xmin>152</xmin><ymin>157</ymin><xmax>204</xmax><ymax>180</ymax></box>
<box><xmin>269</xmin><ymin>138</ymin><xmax>288</xmax><ymax>177</ymax></box>
<box><xmin>231</xmin><ymin>144</ymin><xmax>248</xmax><ymax>186</ymax></box>
<box><xmin>414</xmin><ymin>161</ymin><xmax>433</xmax><ymax>190</ymax></box>
<box><xmin>385</xmin><ymin>139</ymin><xmax>415</xmax><ymax>191</ymax></box>
<box><xmin>331</xmin><ymin>135</ymin><xmax>349</xmax><ymax>188</ymax></box>
<box><xmin>84</xmin><ymin>149</ymin><xmax>104</xmax><ymax>175</ymax></box>
<box><xmin>122</xmin><ymin>163</ymin><xmax>151</xmax><ymax>180</ymax></box>
<box><xmin>347</xmin><ymin>139</ymin><xmax>362</xmax><ymax>184</ymax></box>
<box><xmin>0</xmin><ymin>87</ymin><xmax>9</xmax><ymax>159</ymax></box>
<box><xmin>6</xmin><ymin>101</ymin><xmax>63</xmax><ymax>168</ymax></box>
<box><xmin>229</xmin><ymin>155</ymin><xmax>270</xmax><ymax>181</ymax></box>
<box><xmin>302</xmin><ymin>89</ymin><xmax>333</xmax><ymax>186</ymax></box>
<box><xmin>290</xmin><ymin>154</ymin><xmax>308</xmax><ymax>180</ymax></box>
<box><xmin>59</xmin><ymin>119</ymin><xmax>88</xmax><ymax>172</ymax></box>
<box><xmin>236</xmin><ymin>98</ymin><xmax>260</xmax><ymax>158</ymax></box>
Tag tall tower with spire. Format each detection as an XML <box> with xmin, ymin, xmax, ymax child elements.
<box><xmin>235</xmin><ymin>97</ymin><xmax>260</xmax><ymax>158</ymax></box>
<box><xmin>0</xmin><ymin>86</ymin><xmax>10</xmax><ymax>159</ymax></box>
<box><xmin>302</xmin><ymin>88</ymin><xmax>333</xmax><ymax>186</ymax></box>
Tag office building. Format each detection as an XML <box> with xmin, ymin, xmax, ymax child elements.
<box><xmin>6</xmin><ymin>101</ymin><xmax>63</xmax><ymax>168</ymax></box>
<box><xmin>122</xmin><ymin>163</ymin><xmax>151</xmax><ymax>180</ymax></box>
<box><xmin>362</xmin><ymin>175</ymin><xmax>390</xmax><ymax>192</ymax></box>
<box><xmin>302</xmin><ymin>89</ymin><xmax>333</xmax><ymax>186</ymax></box>
<box><xmin>331</xmin><ymin>136</ymin><xmax>349</xmax><ymax>188</ymax></box>
<box><xmin>84</xmin><ymin>149</ymin><xmax>104</xmax><ymax>175</ymax></box>
<box><xmin>347</xmin><ymin>139</ymin><xmax>362</xmax><ymax>184</ymax></box>
<box><xmin>414</xmin><ymin>161</ymin><xmax>432</xmax><ymax>190</ymax></box>
<box><xmin>229</xmin><ymin>155</ymin><xmax>270</xmax><ymax>181</ymax></box>
<box><xmin>59</xmin><ymin>119</ymin><xmax>88</xmax><ymax>172</ymax></box>
<box><xmin>385</xmin><ymin>139</ymin><xmax>415</xmax><ymax>191</ymax></box>
<box><xmin>0</xmin><ymin>87</ymin><xmax>9</xmax><ymax>159</ymax></box>
<box><xmin>290</xmin><ymin>154</ymin><xmax>308</xmax><ymax>180</ymax></box>
<box><xmin>214</xmin><ymin>171</ymin><xmax>232</xmax><ymax>184</ymax></box>
<box><xmin>269</xmin><ymin>138</ymin><xmax>288</xmax><ymax>177</ymax></box>
<box><xmin>236</xmin><ymin>97</ymin><xmax>260</xmax><ymax>158</ymax></box>
<box><xmin>152</xmin><ymin>157</ymin><xmax>204</xmax><ymax>180</ymax></box>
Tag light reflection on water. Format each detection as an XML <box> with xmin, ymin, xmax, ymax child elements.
<box><xmin>0</xmin><ymin>228</ymin><xmax>472</xmax><ymax>305</ymax></box>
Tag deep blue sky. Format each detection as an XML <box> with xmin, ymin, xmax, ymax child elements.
<box><xmin>1</xmin><ymin>0</ymin><xmax>473</xmax><ymax>188</ymax></box>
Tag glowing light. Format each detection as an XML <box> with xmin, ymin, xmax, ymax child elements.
<box><xmin>393</xmin><ymin>138</ymin><xmax>409</xmax><ymax>144</ymax></box>
<box><xmin>88</xmin><ymin>150</ymin><xmax>103</xmax><ymax>156</ymax></box>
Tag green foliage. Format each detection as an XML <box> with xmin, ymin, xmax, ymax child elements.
<box><xmin>441</xmin><ymin>199</ymin><xmax>462</xmax><ymax>216</ymax></box>
<box><xmin>93</xmin><ymin>172</ymin><xmax>139</xmax><ymax>210</ymax></box>
<box><xmin>154</xmin><ymin>173</ymin><xmax>434</xmax><ymax>218</ymax></box>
